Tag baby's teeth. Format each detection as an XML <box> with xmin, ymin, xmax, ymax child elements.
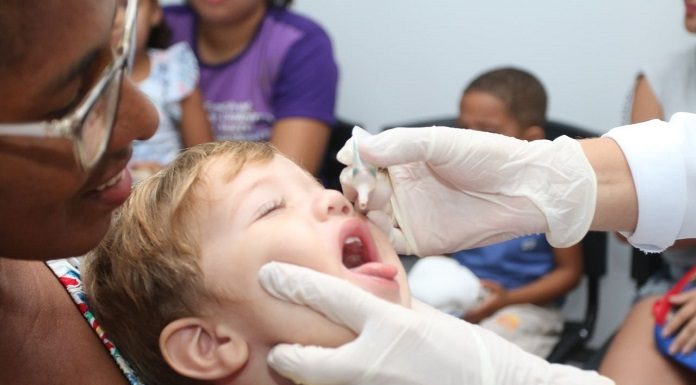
<box><xmin>344</xmin><ymin>236</ymin><xmax>363</xmax><ymax>246</ymax></box>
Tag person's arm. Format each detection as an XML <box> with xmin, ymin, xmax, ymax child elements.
<box><xmin>609</xmin><ymin>75</ymin><xmax>661</xmax><ymax>244</ymax></box>
<box><xmin>336</xmin><ymin>113</ymin><xmax>696</xmax><ymax>255</ymax></box>
<box><xmin>179</xmin><ymin>88</ymin><xmax>213</xmax><ymax>148</ymax></box>
<box><xmin>630</xmin><ymin>75</ymin><xmax>663</xmax><ymax>123</ymax></box>
<box><xmin>270</xmin><ymin>117</ymin><xmax>330</xmax><ymax>175</ymax></box>
<box><xmin>509</xmin><ymin>244</ymin><xmax>583</xmax><ymax>305</ymax></box>
<box><xmin>601</xmin><ymin>113</ymin><xmax>696</xmax><ymax>252</ymax></box>
<box><xmin>579</xmin><ymin>137</ymin><xmax>637</xmax><ymax>232</ymax></box>
<box><xmin>465</xmin><ymin>244</ymin><xmax>583</xmax><ymax>324</ymax></box>
<box><xmin>628</xmin><ymin>76</ymin><xmax>696</xmax><ymax>250</ymax></box>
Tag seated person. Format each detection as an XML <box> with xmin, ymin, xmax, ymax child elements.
<box><xmin>598</xmin><ymin>2</ymin><xmax>696</xmax><ymax>379</ymax></box>
<box><xmin>82</xmin><ymin>141</ymin><xmax>411</xmax><ymax>385</ymax></box>
<box><xmin>452</xmin><ymin>67</ymin><xmax>583</xmax><ymax>358</ymax></box>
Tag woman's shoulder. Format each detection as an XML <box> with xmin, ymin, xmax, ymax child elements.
<box><xmin>47</xmin><ymin>258</ymin><xmax>145</xmax><ymax>385</ymax></box>
<box><xmin>0</xmin><ymin>259</ymin><xmax>138</xmax><ymax>385</ymax></box>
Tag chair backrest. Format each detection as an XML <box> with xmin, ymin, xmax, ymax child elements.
<box><xmin>579</xmin><ymin>231</ymin><xmax>608</xmax><ymax>328</ymax></box>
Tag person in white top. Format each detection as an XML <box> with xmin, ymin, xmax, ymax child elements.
<box><xmin>598</xmin><ymin>3</ymin><xmax>696</xmax><ymax>384</ymax></box>
<box><xmin>257</xmin><ymin>111</ymin><xmax>696</xmax><ymax>385</ymax></box>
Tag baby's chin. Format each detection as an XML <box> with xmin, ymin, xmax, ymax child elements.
<box><xmin>366</xmin><ymin>226</ymin><xmax>412</xmax><ymax>307</ymax></box>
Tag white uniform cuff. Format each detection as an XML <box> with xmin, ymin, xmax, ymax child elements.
<box><xmin>602</xmin><ymin>114</ymin><xmax>691</xmax><ymax>252</ymax></box>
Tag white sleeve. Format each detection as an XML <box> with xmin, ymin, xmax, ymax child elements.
<box><xmin>603</xmin><ymin>112</ymin><xmax>696</xmax><ymax>252</ymax></box>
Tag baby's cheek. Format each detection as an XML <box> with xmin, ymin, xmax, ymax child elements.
<box><xmin>260</xmin><ymin>292</ymin><xmax>357</xmax><ymax>347</ymax></box>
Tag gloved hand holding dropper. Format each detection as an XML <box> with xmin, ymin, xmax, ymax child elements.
<box><xmin>337</xmin><ymin>125</ymin><xmax>597</xmax><ymax>256</ymax></box>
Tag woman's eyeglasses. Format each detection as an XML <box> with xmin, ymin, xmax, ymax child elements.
<box><xmin>0</xmin><ymin>0</ymin><xmax>138</xmax><ymax>171</ymax></box>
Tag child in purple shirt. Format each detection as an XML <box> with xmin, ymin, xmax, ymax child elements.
<box><xmin>164</xmin><ymin>1</ymin><xmax>338</xmax><ymax>175</ymax></box>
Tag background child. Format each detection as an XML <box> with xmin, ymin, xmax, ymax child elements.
<box><xmin>416</xmin><ymin>67</ymin><xmax>583</xmax><ymax>358</ymax></box>
<box><xmin>83</xmin><ymin>141</ymin><xmax>411</xmax><ymax>385</ymax></box>
<box><xmin>163</xmin><ymin>0</ymin><xmax>338</xmax><ymax>176</ymax></box>
<box><xmin>114</xmin><ymin>0</ymin><xmax>213</xmax><ymax>182</ymax></box>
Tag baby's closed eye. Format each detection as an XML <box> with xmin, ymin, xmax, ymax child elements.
<box><xmin>255</xmin><ymin>199</ymin><xmax>286</xmax><ymax>220</ymax></box>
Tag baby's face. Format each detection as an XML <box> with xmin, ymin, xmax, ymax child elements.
<box><xmin>196</xmin><ymin>154</ymin><xmax>409</xmax><ymax>383</ymax></box>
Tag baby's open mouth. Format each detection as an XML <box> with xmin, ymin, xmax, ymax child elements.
<box><xmin>342</xmin><ymin>235</ymin><xmax>368</xmax><ymax>269</ymax></box>
<box><xmin>340</xmin><ymin>220</ymin><xmax>397</xmax><ymax>282</ymax></box>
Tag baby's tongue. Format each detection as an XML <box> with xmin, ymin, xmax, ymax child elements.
<box><xmin>350</xmin><ymin>262</ymin><xmax>398</xmax><ymax>280</ymax></box>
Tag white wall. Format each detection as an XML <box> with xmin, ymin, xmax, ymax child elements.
<box><xmin>294</xmin><ymin>1</ymin><xmax>693</xmax><ymax>133</ymax></box>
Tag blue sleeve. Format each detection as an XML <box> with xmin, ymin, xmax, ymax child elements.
<box><xmin>272</xmin><ymin>27</ymin><xmax>339</xmax><ymax>126</ymax></box>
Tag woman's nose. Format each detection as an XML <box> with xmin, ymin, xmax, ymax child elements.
<box><xmin>108</xmin><ymin>77</ymin><xmax>158</xmax><ymax>153</ymax></box>
<box><xmin>313</xmin><ymin>189</ymin><xmax>353</xmax><ymax>221</ymax></box>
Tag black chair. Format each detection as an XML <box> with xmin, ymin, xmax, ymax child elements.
<box><xmin>317</xmin><ymin>119</ymin><xmax>358</xmax><ymax>191</ymax></box>
<box><xmin>631</xmin><ymin>247</ymin><xmax>664</xmax><ymax>288</ymax></box>
<box><xmin>546</xmin><ymin>231</ymin><xmax>608</xmax><ymax>365</ymax></box>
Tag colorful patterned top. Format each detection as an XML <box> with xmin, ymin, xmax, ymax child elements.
<box><xmin>46</xmin><ymin>258</ymin><xmax>144</xmax><ymax>385</ymax></box>
<box><xmin>133</xmin><ymin>41</ymin><xmax>199</xmax><ymax>165</ymax></box>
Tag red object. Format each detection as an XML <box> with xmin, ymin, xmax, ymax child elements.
<box><xmin>653</xmin><ymin>266</ymin><xmax>696</xmax><ymax>325</ymax></box>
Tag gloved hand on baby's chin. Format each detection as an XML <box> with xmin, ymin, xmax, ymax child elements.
<box><xmin>259</xmin><ymin>261</ymin><xmax>614</xmax><ymax>385</ymax></box>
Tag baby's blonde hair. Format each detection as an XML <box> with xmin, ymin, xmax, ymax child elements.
<box><xmin>83</xmin><ymin>141</ymin><xmax>276</xmax><ymax>385</ymax></box>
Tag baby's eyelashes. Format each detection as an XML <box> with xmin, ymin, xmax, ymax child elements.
<box><xmin>255</xmin><ymin>198</ymin><xmax>287</xmax><ymax>221</ymax></box>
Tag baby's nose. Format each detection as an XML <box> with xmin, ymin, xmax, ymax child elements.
<box><xmin>314</xmin><ymin>189</ymin><xmax>353</xmax><ymax>220</ymax></box>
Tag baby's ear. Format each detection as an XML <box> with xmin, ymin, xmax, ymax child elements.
<box><xmin>160</xmin><ymin>318</ymin><xmax>249</xmax><ymax>381</ymax></box>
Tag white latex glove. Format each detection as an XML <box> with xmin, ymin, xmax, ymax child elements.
<box><xmin>259</xmin><ymin>262</ymin><xmax>613</xmax><ymax>385</ymax></box>
<box><xmin>337</xmin><ymin>126</ymin><xmax>597</xmax><ymax>255</ymax></box>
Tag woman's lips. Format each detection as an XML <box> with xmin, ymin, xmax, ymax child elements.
<box><xmin>86</xmin><ymin>168</ymin><xmax>132</xmax><ymax>206</ymax></box>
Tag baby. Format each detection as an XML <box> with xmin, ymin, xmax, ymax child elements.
<box><xmin>83</xmin><ymin>141</ymin><xmax>410</xmax><ymax>385</ymax></box>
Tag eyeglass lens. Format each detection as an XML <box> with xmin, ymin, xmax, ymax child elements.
<box><xmin>79</xmin><ymin>69</ymin><xmax>123</xmax><ymax>169</ymax></box>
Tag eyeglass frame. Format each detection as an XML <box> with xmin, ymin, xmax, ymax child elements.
<box><xmin>0</xmin><ymin>0</ymin><xmax>138</xmax><ymax>171</ymax></box>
